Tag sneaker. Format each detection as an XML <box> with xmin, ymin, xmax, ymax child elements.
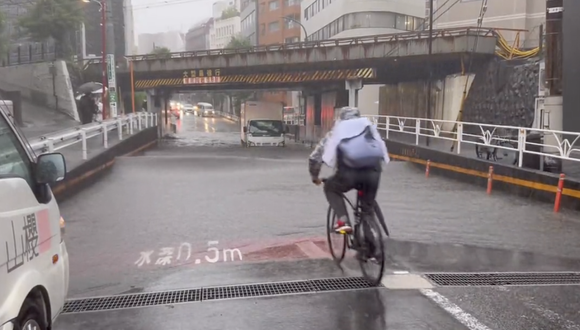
<box><xmin>334</xmin><ymin>219</ymin><xmax>352</xmax><ymax>234</ymax></box>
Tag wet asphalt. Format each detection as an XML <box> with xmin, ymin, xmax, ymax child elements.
<box><xmin>55</xmin><ymin>112</ymin><xmax>580</xmax><ymax>329</ymax></box>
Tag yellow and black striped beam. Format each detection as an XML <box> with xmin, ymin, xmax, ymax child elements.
<box><xmin>134</xmin><ymin>68</ymin><xmax>376</xmax><ymax>89</ymax></box>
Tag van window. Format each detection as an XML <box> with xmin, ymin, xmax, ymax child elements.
<box><xmin>0</xmin><ymin>113</ymin><xmax>33</xmax><ymax>187</ymax></box>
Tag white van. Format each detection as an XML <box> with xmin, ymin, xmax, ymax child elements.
<box><xmin>196</xmin><ymin>102</ymin><xmax>215</xmax><ymax>117</ymax></box>
<box><xmin>0</xmin><ymin>107</ymin><xmax>69</xmax><ymax>330</ymax></box>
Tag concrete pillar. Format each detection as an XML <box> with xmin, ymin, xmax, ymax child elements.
<box><xmin>542</xmin><ymin>95</ymin><xmax>563</xmax><ymax>172</ymax></box>
<box><xmin>345</xmin><ymin>78</ymin><xmax>363</xmax><ymax>107</ymax></box>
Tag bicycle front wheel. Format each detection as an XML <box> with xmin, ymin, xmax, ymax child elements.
<box><xmin>359</xmin><ymin>215</ymin><xmax>385</xmax><ymax>286</ymax></box>
<box><xmin>326</xmin><ymin>206</ymin><xmax>347</xmax><ymax>264</ymax></box>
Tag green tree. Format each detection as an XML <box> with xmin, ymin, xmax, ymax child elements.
<box><xmin>150</xmin><ymin>46</ymin><xmax>171</xmax><ymax>58</ymax></box>
<box><xmin>18</xmin><ymin>0</ymin><xmax>83</xmax><ymax>58</ymax></box>
<box><xmin>0</xmin><ymin>11</ymin><xmax>7</xmax><ymax>58</ymax></box>
<box><xmin>226</xmin><ymin>35</ymin><xmax>251</xmax><ymax>49</ymax></box>
<box><xmin>221</xmin><ymin>6</ymin><xmax>240</xmax><ymax>20</ymax></box>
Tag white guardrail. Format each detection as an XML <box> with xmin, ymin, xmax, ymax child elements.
<box><xmin>364</xmin><ymin>115</ymin><xmax>580</xmax><ymax>167</ymax></box>
<box><xmin>26</xmin><ymin>112</ymin><xmax>158</xmax><ymax>160</ymax></box>
<box><xmin>216</xmin><ymin>111</ymin><xmax>239</xmax><ymax>122</ymax></box>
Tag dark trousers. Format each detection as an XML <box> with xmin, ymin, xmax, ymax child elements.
<box><xmin>323</xmin><ymin>165</ymin><xmax>381</xmax><ymax>221</ymax></box>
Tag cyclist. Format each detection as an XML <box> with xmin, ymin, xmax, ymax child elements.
<box><xmin>308</xmin><ymin>106</ymin><xmax>390</xmax><ymax>234</ymax></box>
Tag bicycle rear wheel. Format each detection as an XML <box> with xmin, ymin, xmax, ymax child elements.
<box><xmin>326</xmin><ymin>206</ymin><xmax>347</xmax><ymax>264</ymax></box>
<box><xmin>358</xmin><ymin>215</ymin><xmax>385</xmax><ymax>286</ymax></box>
<box><xmin>374</xmin><ymin>201</ymin><xmax>389</xmax><ymax>237</ymax></box>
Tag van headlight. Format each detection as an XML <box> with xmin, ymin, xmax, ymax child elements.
<box><xmin>60</xmin><ymin>216</ymin><xmax>66</xmax><ymax>242</ymax></box>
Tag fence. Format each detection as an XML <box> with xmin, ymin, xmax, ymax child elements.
<box><xmin>365</xmin><ymin>115</ymin><xmax>580</xmax><ymax>168</ymax></box>
<box><xmin>3</xmin><ymin>42</ymin><xmax>57</xmax><ymax>67</ymax></box>
<box><xmin>26</xmin><ymin>112</ymin><xmax>158</xmax><ymax>160</ymax></box>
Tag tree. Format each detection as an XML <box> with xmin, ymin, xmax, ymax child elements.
<box><xmin>226</xmin><ymin>36</ymin><xmax>251</xmax><ymax>49</ymax></box>
<box><xmin>150</xmin><ymin>46</ymin><xmax>171</xmax><ymax>58</ymax></box>
<box><xmin>221</xmin><ymin>6</ymin><xmax>240</xmax><ymax>20</ymax></box>
<box><xmin>18</xmin><ymin>0</ymin><xmax>83</xmax><ymax>58</ymax></box>
<box><xmin>0</xmin><ymin>11</ymin><xmax>7</xmax><ymax>58</ymax></box>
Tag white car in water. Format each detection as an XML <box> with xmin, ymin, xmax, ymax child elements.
<box><xmin>196</xmin><ymin>102</ymin><xmax>215</xmax><ymax>117</ymax></box>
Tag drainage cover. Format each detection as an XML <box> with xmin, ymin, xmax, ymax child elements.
<box><xmin>425</xmin><ymin>272</ymin><xmax>580</xmax><ymax>287</ymax></box>
<box><xmin>63</xmin><ymin>277</ymin><xmax>378</xmax><ymax>314</ymax></box>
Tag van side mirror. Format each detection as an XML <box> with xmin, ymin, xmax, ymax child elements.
<box><xmin>243</xmin><ymin>126</ymin><xmax>247</xmax><ymax>133</ymax></box>
<box><xmin>35</xmin><ymin>153</ymin><xmax>66</xmax><ymax>184</ymax></box>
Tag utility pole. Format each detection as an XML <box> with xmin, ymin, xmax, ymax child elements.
<box><xmin>104</xmin><ymin>0</ymin><xmax>118</xmax><ymax>118</ymax></box>
<box><xmin>426</xmin><ymin>0</ymin><xmax>434</xmax><ymax>146</ymax></box>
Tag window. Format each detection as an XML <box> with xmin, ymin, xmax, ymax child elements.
<box><xmin>269</xmin><ymin>0</ymin><xmax>279</xmax><ymax>10</ymax></box>
<box><xmin>304</xmin><ymin>8</ymin><xmax>309</xmax><ymax>20</ymax></box>
<box><xmin>0</xmin><ymin>114</ymin><xmax>33</xmax><ymax>188</ymax></box>
<box><xmin>311</xmin><ymin>12</ymin><xmax>421</xmax><ymax>39</ymax></box>
<box><xmin>268</xmin><ymin>20</ymin><xmax>280</xmax><ymax>32</ymax></box>
<box><xmin>284</xmin><ymin>0</ymin><xmax>299</xmax><ymax>6</ymax></box>
<box><xmin>395</xmin><ymin>14</ymin><xmax>406</xmax><ymax>30</ymax></box>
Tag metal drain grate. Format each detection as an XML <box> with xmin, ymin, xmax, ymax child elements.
<box><xmin>63</xmin><ymin>277</ymin><xmax>378</xmax><ymax>314</ymax></box>
<box><xmin>425</xmin><ymin>272</ymin><xmax>580</xmax><ymax>287</ymax></box>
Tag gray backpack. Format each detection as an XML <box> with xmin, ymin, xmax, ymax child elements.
<box><xmin>337</xmin><ymin>125</ymin><xmax>384</xmax><ymax>169</ymax></box>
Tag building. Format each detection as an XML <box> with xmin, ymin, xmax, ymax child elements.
<box><xmin>240</xmin><ymin>0</ymin><xmax>258</xmax><ymax>45</ymax></box>
<box><xmin>123</xmin><ymin>0</ymin><xmax>137</xmax><ymax>55</ymax></box>
<box><xmin>186</xmin><ymin>18</ymin><xmax>214</xmax><ymax>51</ymax></box>
<box><xmin>433</xmin><ymin>0</ymin><xmax>545</xmax><ymax>48</ymax></box>
<box><xmin>301</xmin><ymin>0</ymin><xmax>425</xmax><ymax>41</ymax></box>
<box><xmin>299</xmin><ymin>0</ymin><xmax>425</xmax><ymax>115</ymax></box>
<box><xmin>83</xmin><ymin>0</ymin><xmax>128</xmax><ymax>59</ymax></box>
<box><xmin>258</xmin><ymin>0</ymin><xmax>301</xmax><ymax>45</ymax></box>
<box><xmin>255</xmin><ymin>0</ymin><xmax>302</xmax><ymax>104</ymax></box>
<box><xmin>209</xmin><ymin>1</ymin><xmax>242</xmax><ymax>49</ymax></box>
<box><xmin>138</xmin><ymin>31</ymin><xmax>185</xmax><ymax>54</ymax></box>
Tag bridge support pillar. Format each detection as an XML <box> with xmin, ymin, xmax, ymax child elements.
<box><xmin>345</xmin><ymin>78</ymin><xmax>363</xmax><ymax>108</ymax></box>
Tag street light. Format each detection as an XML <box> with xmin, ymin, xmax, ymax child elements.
<box><xmin>281</xmin><ymin>16</ymin><xmax>308</xmax><ymax>42</ymax></box>
<box><xmin>82</xmin><ymin>0</ymin><xmax>108</xmax><ymax>119</ymax></box>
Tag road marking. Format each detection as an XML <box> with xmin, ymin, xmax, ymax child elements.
<box><xmin>381</xmin><ymin>274</ymin><xmax>434</xmax><ymax>289</ymax></box>
<box><xmin>296</xmin><ymin>240</ymin><xmax>329</xmax><ymax>259</ymax></box>
<box><xmin>420</xmin><ymin>289</ymin><xmax>493</xmax><ymax>330</ymax></box>
<box><xmin>522</xmin><ymin>301</ymin><xmax>580</xmax><ymax>330</ymax></box>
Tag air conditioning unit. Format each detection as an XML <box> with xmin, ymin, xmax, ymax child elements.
<box><xmin>538</xmin><ymin>60</ymin><xmax>546</xmax><ymax>97</ymax></box>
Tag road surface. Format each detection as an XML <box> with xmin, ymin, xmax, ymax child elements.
<box><xmin>55</xmin><ymin>113</ymin><xmax>580</xmax><ymax>329</ymax></box>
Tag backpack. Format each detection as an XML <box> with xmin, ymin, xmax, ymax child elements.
<box><xmin>337</xmin><ymin>125</ymin><xmax>384</xmax><ymax>169</ymax></box>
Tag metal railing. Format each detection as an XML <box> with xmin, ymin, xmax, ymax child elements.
<box><xmin>284</xmin><ymin>114</ymin><xmax>305</xmax><ymax>126</ymax></box>
<box><xmin>85</xmin><ymin>27</ymin><xmax>504</xmax><ymax>66</ymax></box>
<box><xmin>364</xmin><ymin>115</ymin><xmax>580</xmax><ymax>167</ymax></box>
<box><xmin>26</xmin><ymin>112</ymin><xmax>158</xmax><ymax>160</ymax></box>
<box><xmin>216</xmin><ymin>111</ymin><xmax>239</xmax><ymax>122</ymax></box>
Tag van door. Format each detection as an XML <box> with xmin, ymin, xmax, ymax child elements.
<box><xmin>0</xmin><ymin>111</ymin><xmax>67</xmax><ymax>327</ymax></box>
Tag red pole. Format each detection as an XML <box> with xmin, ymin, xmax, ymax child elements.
<box><xmin>101</xmin><ymin>0</ymin><xmax>107</xmax><ymax>120</ymax></box>
<box><xmin>554</xmin><ymin>173</ymin><xmax>565</xmax><ymax>213</ymax></box>
<box><xmin>486</xmin><ymin>166</ymin><xmax>493</xmax><ymax>195</ymax></box>
<box><xmin>425</xmin><ymin>160</ymin><xmax>431</xmax><ymax>178</ymax></box>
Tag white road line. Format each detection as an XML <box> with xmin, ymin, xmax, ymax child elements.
<box><xmin>420</xmin><ymin>289</ymin><xmax>493</xmax><ymax>330</ymax></box>
<box><xmin>523</xmin><ymin>301</ymin><xmax>580</xmax><ymax>330</ymax></box>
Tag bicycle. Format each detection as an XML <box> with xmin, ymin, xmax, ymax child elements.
<box><xmin>322</xmin><ymin>178</ymin><xmax>389</xmax><ymax>286</ymax></box>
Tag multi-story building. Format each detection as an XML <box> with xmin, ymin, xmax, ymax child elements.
<box><xmin>83</xmin><ymin>0</ymin><xmax>129</xmax><ymax>59</ymax></box>
<box><xmin>255</xmin><ymin>0</ymin><xmax>301</xmax><ymax>104</ymax></box>
<box><xmin>301</xmin><ymin>0</ymin><xmax>425</xmax><ymax>41</ymax></box>
<box><xmin>138</xmin><ymin>31</ymin><xmax>185</xmax><ymax>54</ymax></box>
<box><xmin>298</xmin><ymin>0</ymin><xmax>425</xmax><ymax>115</ymax></box>
<box><xmin>209</xmin><ymin>0</ymin><xmax>242</xmax><ymax>49</ymax></box>
<box><xmin>433</xmin><ymin>0</ymin><xmax>545</xmax><ymax>48</ymax></box>
<box><xmin>186</xmin><ymin>18</ymin><xmax>214</xmax><ymax>51</ymax></box>
<box><xmin>240</xmin><ymin>0</ymin><xmax>258</xmax><ymax>45</ymax></box>
<box><xmin>123</xmin><ymin>0</ymin><xmax>137</xmax><ymax>55</ymax></box>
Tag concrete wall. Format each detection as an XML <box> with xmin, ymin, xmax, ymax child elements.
<box><xmin>0</xmin><ymin>61</ymin><xmax>79</xmax><ymax>122</ymax></box>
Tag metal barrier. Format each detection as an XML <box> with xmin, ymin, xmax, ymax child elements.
<box><xmin>364</xmin><ymin>115</ymin><xmax>580</xmax><ymax>167</ymax></box>
<box><xmin>284</xmin><ymin>114</ymin><xmax>305</xmax><ymax>126</ymax></box>
<box><xmin>26</xmin><ymin>112</ymin><xmax>158</xmax><ymax>160</ymax></box>
<box><xmin>216</xmin><ymin>111</ymin><xmax>239</xmax><ymax>122</ymax></box>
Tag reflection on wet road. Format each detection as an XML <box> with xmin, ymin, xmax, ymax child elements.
<box><xmin>56</xmin><ymin>115</ymin><xmax>580</xmax><ymax>329</ymax></box>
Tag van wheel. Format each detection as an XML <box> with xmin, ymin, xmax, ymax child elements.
<box><xmin>14</xmin><ymin>299</ymin><xmax>47</xmax><ymax>330</ymax></box>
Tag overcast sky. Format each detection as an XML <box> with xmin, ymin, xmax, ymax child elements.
<box><xmin>133</xmin><ymin>0</ymin><xmax>215</xmax><ymax>34</ymax></box>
